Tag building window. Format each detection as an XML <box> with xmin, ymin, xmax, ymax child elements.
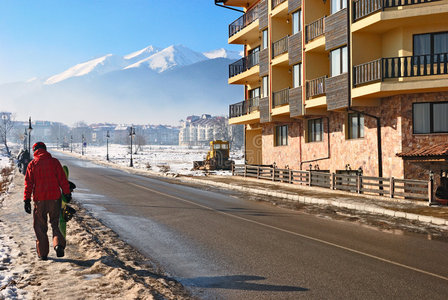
<box><xmin>275</xmin><ymin>125</ymin><xmax>288</xmax><ymax>146</ymax></box>
<box><xmin>293</xmin><ymin>63</ymin><xmax>302</xmax><ymax>88</ymax></box>
<box><xmin>413</xmin><ymin>32</ymin><xmax>448</xmax><ymax>57</ymax></box>
<box><xmin>331</xmin><ymin>0</ymin><xmax>347</xmax><ymax>14</ymax></box>
<box><xmin>308</xmin><ymin>118</ymin><xmax>323</xmax><ymax>142</ymax></box>
<box><xmin>330</xmin><ymin>46</ymin><xmax>347</xmax><ymax>77</ymax></box>
<box><xmin>413</xmin><ymin>102</ymin><xmax>448</xmax><ymax>134</ymax></box>
<box><xmin>348</xmin><ymin>113</ymin><xmax>364</xmax><ymax>139</ymax></box>
<box><xmin>262</xmin><ymin>76</ymin><xmax>269</xmax><ymax>97</ymax></box>
<box><xmin>292</xmin><ymin>10</ymin><xmax>302</xmax><ymax>35</ymax></box>
<box><xmin>249</xmin><ymin>87</ymin><xmax>260</xmax><ymax>99</ymax></box>
<box><xmin>262</xmin><ymin>29</ymin><xmax>268</xmax><ymax>50</ymax></box>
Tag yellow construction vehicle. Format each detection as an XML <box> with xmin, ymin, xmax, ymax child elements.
<box><xmin>193</xmin><ymin>140</ymin><xmax>234</xmax><ymax>171</ymax></box>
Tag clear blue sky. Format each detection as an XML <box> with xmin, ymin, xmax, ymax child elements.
<box><xmin>0</xmin><ymin>0</ymin><xmax>242</xmax><ymax>83</ymax></box>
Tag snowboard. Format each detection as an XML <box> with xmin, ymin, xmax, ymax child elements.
<box><xmin>59</xmin><ymin>165</ymin><xmax>76</xmax><ymax>238</ymax></box>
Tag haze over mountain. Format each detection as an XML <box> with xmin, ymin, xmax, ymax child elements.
<box><xmin>0</xmin><ymin>45</ymin><xmax>243</xmax><ymax>125</ymax></box>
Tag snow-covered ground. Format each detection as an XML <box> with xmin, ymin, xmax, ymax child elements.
<box><xmin>56</xmin><ymin>144</ymin><xmax>244</xmax><ymax>176</ymax></box>
<box><xmin>0</xmin><ymin>153</ymin><xmax>27</xmax><ymax>299</ymax></box>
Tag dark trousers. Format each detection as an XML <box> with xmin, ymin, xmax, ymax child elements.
<box><xmin>33</xmin><ymin>199</ymin><xmax>65</xmax><ymax>257</ymax></box>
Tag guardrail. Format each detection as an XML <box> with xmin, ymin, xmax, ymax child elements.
<box><xmin>232</xmin><ymin>164</ymin><xmax>433</xmax><ymax>202</ymax></box>
<box><xmin>353</xmin><ymin>0</ymin><xmax>442</xmax><ymax>21</ymax></box>
<box><xmin>272</xmin><ymin>36</ymin><xmax>289</xmax><ymax>58</ymax></box>
<box><xmin>305</xmin><ymin>16</ymin><xmax>325</xmax><ymax>43</ymax></box>
<box><xmin>272</xmin><ymin>0</ymin><xmax>287</xmax><ymax>9</ymax></box>
<box><xmin>306</xmin><ymin>75</ymin><xmax>327</xmax><ymax>99</ymax></box>
<box><xmin>272</xmin><ymin>88</ymin><xmax>290</xmax><ymax>108</ymax></box>
<box><xmin>353</xmin><ymin>53</ymin><xmax>448</xmax><ymax>86</ymax></box>
<box><xmin>229</xmin><ymin>51</ymin><xmax>260</xmax><ymax>78</ymax></box>
<box><xmin>229</xmin><ymin>3</ymin><xmax>259</xmax><ymax>37</ymax></box>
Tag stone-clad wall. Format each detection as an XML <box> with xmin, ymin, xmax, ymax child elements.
<box><xmin>257</xmin><ymin>92</ymin><xmax>446</xmax><ymax>179</ymax></box>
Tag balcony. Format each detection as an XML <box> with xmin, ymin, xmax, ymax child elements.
<box><xmin>306</xmin><ymin>75</ymin><xmax>327</xmax><ymax>99</ymax></box>
<box><xmin>272</xmin><ymin>36</ymin><xmax>289</xmax><ymax>59</ymax></box>
<box><xmin>305</xmin><ymin>17</ymin><xmax>325</xmax><ymax>43</ymax></box>
<box><xmin>272</xmin><ymin>0</ymin><xmax>287</xmax><ymax>10</ymax></box>
<box><xmin>352</xmin><ymin>53</ymin><xmax>448</xmax><ymax>99</ymax></box>
<box><xmin>272</xmin><ymin>88</ymin><xmax>290</xmax><ymax>108</ymax></box>
<box><xmin>228</xmin><ymin>51</ymin><xmax>260</xmax><ymax>84</ymax></box>
<box><xmin>229</xmin><ymin>97</ymin><xmax>260</xmax><ymax>125</ymax></box>
<box><xmin>228</xmin><ymin>3</ymin><xmax>259</xmax><ymax>44</ymax></box>
<box><xmin>353</xmin><ymin>0</ymin><xmax>442</xmax><ymax>22</ymax></box>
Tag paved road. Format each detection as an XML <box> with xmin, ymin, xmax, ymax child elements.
<box><xmin>57</xmin><ymin>153</ymin><xmax>448</xmax><ymax>299</ymax></box>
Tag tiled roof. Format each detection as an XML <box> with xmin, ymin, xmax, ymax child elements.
<box><xmin>397</xmin><ymin>143</ymin><xmax>448</xmax><ymax>158</ymax></box>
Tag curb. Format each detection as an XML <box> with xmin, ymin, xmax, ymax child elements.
<box><xmin>182</xmin><ymin>177</ymin><xmax>448</xmax><ymax>227</ymax></box>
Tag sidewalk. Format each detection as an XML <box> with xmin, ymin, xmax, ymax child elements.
<box><xmin>180</xmin><ymin>175</ymin><xmax>448</xmax><ymax>228</ymax></box>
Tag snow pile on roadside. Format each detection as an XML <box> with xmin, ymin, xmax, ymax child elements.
<box><xmin>56</xmin><ymin>144</ymin><xmax>244</xmax><ymax>176</ymax></box>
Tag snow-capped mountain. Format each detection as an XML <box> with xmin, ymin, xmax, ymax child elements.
<box><xmin>203</xmin><ymin>48</ymin><xmax>242</xmax><ymax>60</ymax></box>
<box><xmin>44</xmin><ymin>44</ymin><xmax>237</xmax><ymax>85</ymax></box>
<box><xmin>124</xmin><ymin>45</ymin><xmax>207</xmax><ymax>73</ymax></box>
<box><xmin>123</xmin><ymin>45</ymin><xmax>161</xmax><ymax>64</ymax></box>
<box><xmin>45</xmin><ymin>54</ymin><xmax>126</xmax><ymax>85</ymax></box>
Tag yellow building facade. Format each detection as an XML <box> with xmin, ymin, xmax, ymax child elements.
<box><xmin>218</xmin><ymin>0</ymin><xmax>448</xmax><ymax>181</ymax></box>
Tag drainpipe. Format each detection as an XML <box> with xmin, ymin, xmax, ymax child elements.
<box><xmin>214</xmin><ymin>1</ymin><xmax>244</xmax><ymax>13</ymax></box>
<box><xmin>300</xmin><ymin>116</ymin><xmax>331</xmax><ymax>170</ymax></box>
<box><xmin>346</xmin><ymin>0</ymin><xmax>383</xmax><ymax>178</ymax></box>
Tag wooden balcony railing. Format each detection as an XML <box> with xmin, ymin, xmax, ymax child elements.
<box><xmin>305</xmin><ymin>16</ymin><xmax>325</xmax><ymax>43</ymax></box>
<box><xmin>272</xmin><ymin>88</ymin><xmax>290</xmax><ymax>108</ymax></box>
<box><xmin>353</xmin><ymin>58</ymin><xmax>382</xmax><ymax>86</ymax></box>
<box><xmin>272</xmin><ymin>0</ymin><xmax>287</xmax><ymax>9</ymax></box>
<box><xmin>353</xmin><ymin>0</ymin><xmax>442</xmax><ymax>21</ymax></box>
<box><xmin>272</xmin><ymin>36</ymin><xmax>289</xmax><ymax>58</ymax></box>
<box><xmin>248</xmin><ymin>97</ymin><xmax>260</xmax><ymax>113</ymax></box>
<box><xmin>229</xmin><ymin>51</ymin><xmax>260</xmax><ymax>78</ymax></box>
<box><xmin>353</xmin><ymin>53</ymin><xmax>448</xmax><ymax>86</ymax></box>
<box><xmin>229</xmin><ymin>97</ymin><xmax>260</xmax><ymax>118</ymax></box>
<box><xmin>229</xmin><ymin>4</ymin><xmax>259</xmax><ymax>37</ymax></box>
<box><xmin>306</xmin><ymin>76</ymin><xmax>327</xmax><ymax>99</ymax></box>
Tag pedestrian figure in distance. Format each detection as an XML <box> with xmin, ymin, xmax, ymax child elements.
<box><xmin>23</xmin><ymin>142</ymin><xmax>72</xmax><ymax>260</ymax></box>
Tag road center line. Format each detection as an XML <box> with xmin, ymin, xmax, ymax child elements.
<box><xmin>129</xmin><ymin>182</ymin><xmax>448</xmax><ymax>282</ymax></box>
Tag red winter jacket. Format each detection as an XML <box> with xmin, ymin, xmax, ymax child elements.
<box><xmin>24</xmin><ymin>149</ymin><xmax>70</xmax><ymax>201</ymax></box>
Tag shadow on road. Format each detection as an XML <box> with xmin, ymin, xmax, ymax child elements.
<box><xmin>181</xmin><ymin>275</ymin><xmax>309</xmax><ymax>292</ymax></box>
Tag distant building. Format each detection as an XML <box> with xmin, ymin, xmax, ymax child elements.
<box><xmin>179</xmin><ymin>114</ymin><xmax>243</xmax><ymax>148</ymax></box>
<box><xmin>142</xmin><ymin>125</ymin><xmax>180</xmax><ymax>145</ymax></box>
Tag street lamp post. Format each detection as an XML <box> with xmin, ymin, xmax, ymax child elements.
<box><xmin>106</xmin><ymin>130</ymin><xmax>110</xmax><ymax>161</ymax></box>
<box><xmin>129</xmin><ymin>126</ymin><xmax>135</xmax><ymax>167</ymax></box>
<box><xmin>28</xmin><ymin>117</ymin><xmax>33</xmax><ymax>154</ymax></box>
<box><xmin>57</xmin><ymin>137</ymin><xmax>59</xmax><ymax>149</ymax></box>
<box><xmin>23</xmin><ymin>129</ymin><xmax>27</xmax><ymax>149</ymax></box>
<box><xmin>82</xmin><ymin>134</ymin><xmax>85</xmax><ymax>155</ymax></box>
<box><xmin>70</xmin><ymin>135</ymin><xmax>73</xmax><ymax>153</ymax></box>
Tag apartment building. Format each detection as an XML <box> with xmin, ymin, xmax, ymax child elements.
<box><xmin>218</xmin><ymin>0</ymin><xmax>448</xmax><ymax>184</ymax></box>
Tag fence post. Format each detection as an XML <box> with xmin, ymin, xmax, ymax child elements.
<box><xmin>289</xmin><ymin>170</ymin><xmax>293</xmax><ymax>184</ymax></box>
<box><xmin>257</xmin><ymin>166</ymin><xmax>260</xmax><ymax>179</ymax></box>
<box><xmin>244</xmin><ymin>165</ymin><xmax>247</xmax><ymax>178</ymax></box>
<box><xmin>272</xmin><ymin>166</ymin><xmax>275</xmax><ymax>182</ymax></box>
<box><xmin>308</xmin><ymin>171</ymin><xmax>312</xmax><ymax>186</ymax></box>
<box><xmin>232</xmin><ymin>163</ymin><xmax>235</xmax><ymax>176</ymax></box>
<box><xmin>390</xmin><ymin>177</ymin><xmax>394</xmax><ymax>198</ymax></box>
<box><xmin>428</xmin><ymin>171</ymin><xmax>434</xmax><ymax>205</ymax></box>
<box><xmin>357</xmin><ymin>174</ymin><xmax>363</xmax><ymax>194</ymax></box>
<box><xmin>330</xmin><ymin>172</ymin><xmax>335</xmax><ymax>190</ymax></box>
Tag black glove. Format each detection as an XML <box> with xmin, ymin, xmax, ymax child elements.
<box><xmin>64</xmin><ymin>193</ymin><xmax>72</xmax><ymax>203</ymax></box>
<box><xmin>69</xmin><ymin>181</ymin><xmax>76</xmax><ymax>192</ymax></box>
<box><xmin>24</xmin><ymin>199</ymin><xmax>31</xmax><ymax>214</ymax></box>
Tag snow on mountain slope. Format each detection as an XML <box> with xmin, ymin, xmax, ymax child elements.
<box><xmin>124</xmin><ymin>45</ymin><xmax>207</xmax><ymax>73</ymax></box>
<box><xmin>123</xmin><ymin>45</ymin><xmax>161</xmax><ymax>63</ymax></box>
<box><xmin>45</xmin><ymin>54</ymin><xmax>125</xmax><ymax>85</ymax></box>
<box><xmin>203</xmin><ymin>48</ymin><xmax>242</xmax><ymax>60</ymax></box>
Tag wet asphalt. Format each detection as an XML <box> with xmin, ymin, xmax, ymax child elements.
<box><xmin>56</xmin><ymin>153</ymin><xmax>448</xmax><ymax>299</ymax></box>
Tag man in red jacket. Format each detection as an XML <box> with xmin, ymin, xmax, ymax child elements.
<box><xmin>24</xmin><ymin>142</ymin><xmax>71</xmax><ymax>260</ymax></box>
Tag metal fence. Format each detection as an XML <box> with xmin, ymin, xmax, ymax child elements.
<box><xmin>232</xmin><ymin>164</ymin><xmax>433</xmax><ymax>202</ymax></box>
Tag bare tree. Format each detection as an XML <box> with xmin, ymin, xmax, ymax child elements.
<box><xmin>0</xmin><ymin>112</ymin><xmax>15</xmax><ymax>156</ymax></box>
<box><xmin>134</xmin><ymin>134</ymin><xmax>146</xmax><ymax>154</ymax></box>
